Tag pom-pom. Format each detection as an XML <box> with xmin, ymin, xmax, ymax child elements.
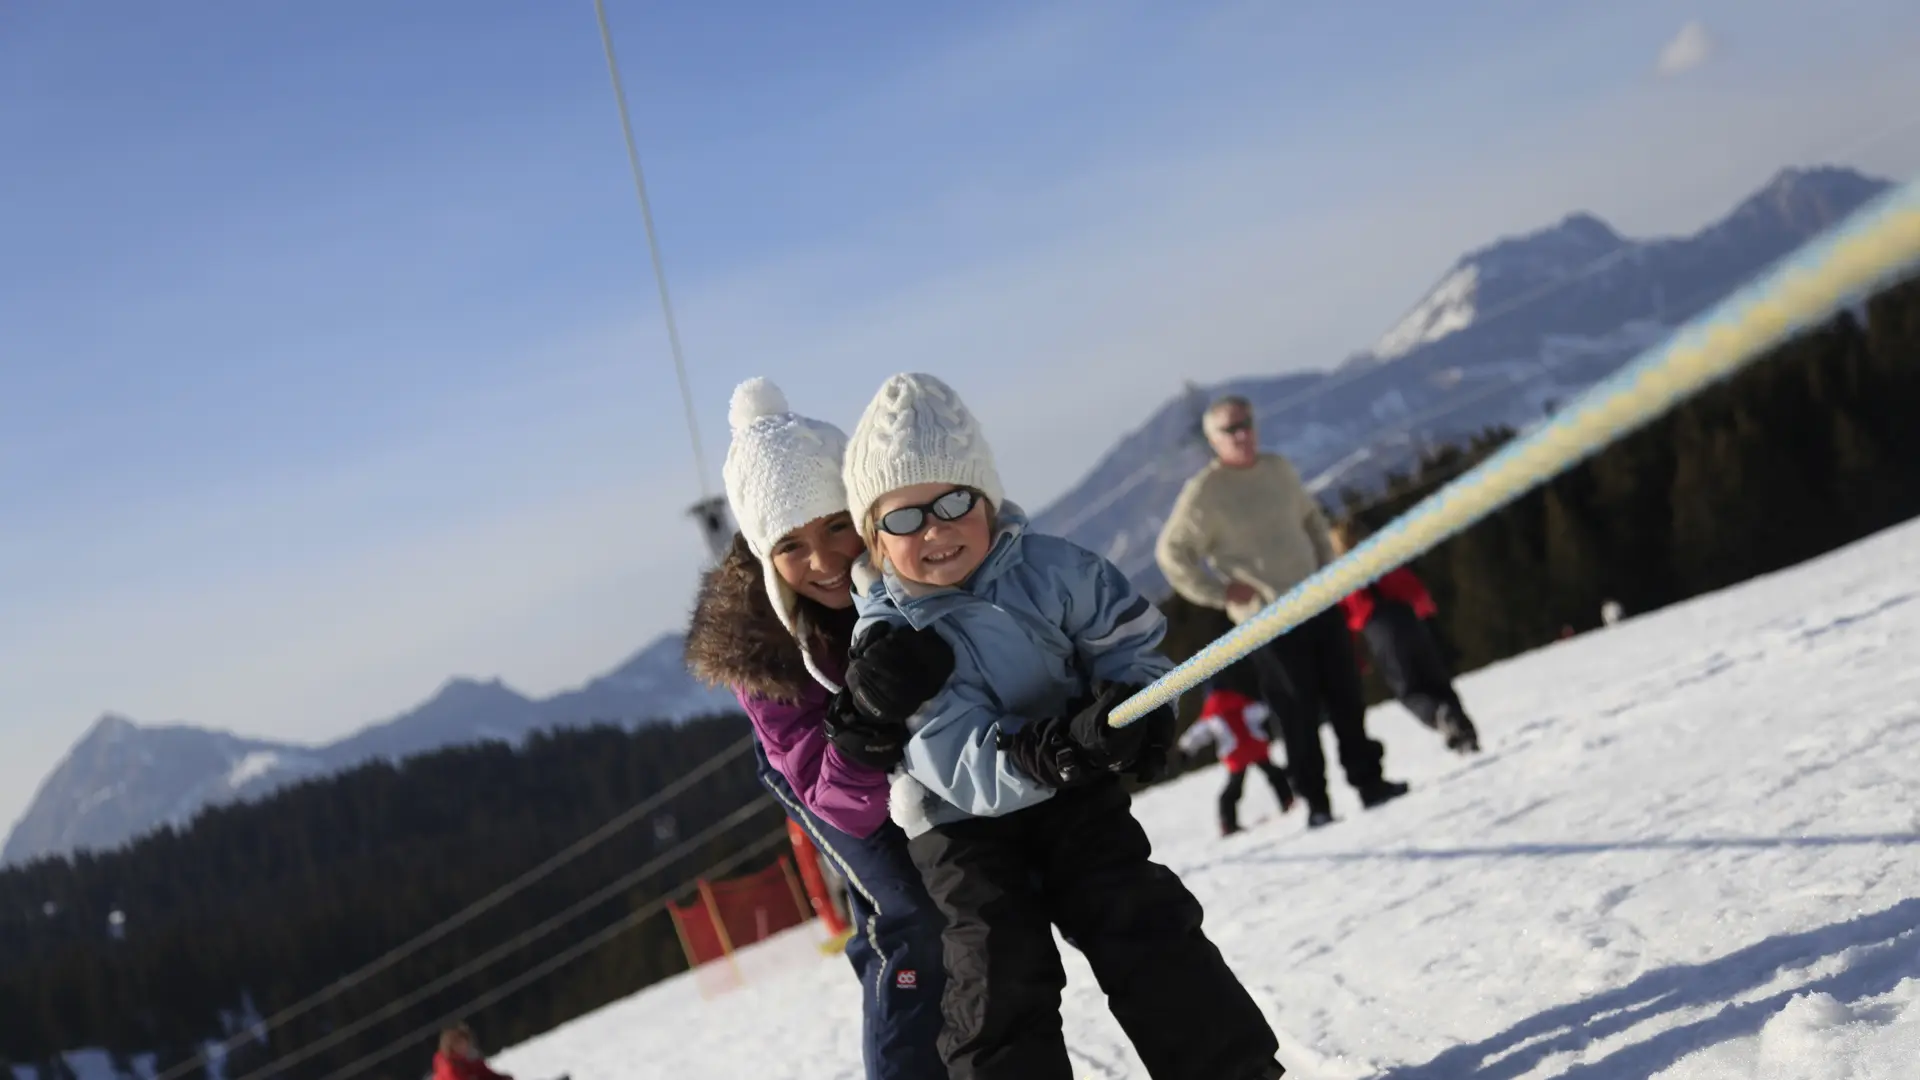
<box><xmin>729</xmin><ymin>377</ymin><xmax>789</xmax><ymax>433</ymax></box>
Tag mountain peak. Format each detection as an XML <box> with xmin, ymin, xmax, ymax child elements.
<box><xmin>1725</xmin><ymin>165</ymin><xmax>1888</xmax><ymax>235</ymax></box>
<box><xmin>1372</xmin><ymin>210</ymin><xmax>1630</xmax><ymax>361</ymax></box>
<box><xmin>1460</xmin><ymin>210</ymin><xmax>1627</xmax><ymax>281</ymax></box>
<box><xmin>79</xmin><ymin>713</ymin><xmax>140</xmax><ymax>745</ymax></box>
<box><xmin>1761</xmin><ymin>164</ymin><xmax>1874</xmax><ymax>196</ymax></box>
<box><xmin>604</xmin><ymin>633</ymin><xmax>690</xmax><ymax>682</ymax></box>
<box><xmin>428</xmin><ymin>675</ymin><xmax>518</xmax><ymax>703</ymax></box>
<box><xmin>1553</xmin><ymin>210</ymin><xmax>1623</xmax><ymax>244</ymax></box>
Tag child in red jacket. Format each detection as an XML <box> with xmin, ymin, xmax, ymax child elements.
<box><xmin>433</xmin><ymin>1025</ymin><xmax>516</xmax><ymax>1080</ymax></box>
<box><xmin>1330</xmin><ymin>520</ymin><xmax>1480</xmax><ymax>755</ymax></box>
<box><xmin>1177</xmin><ymin>659</ymin><xmax>1295</xmax><ymax>835</ymax></box>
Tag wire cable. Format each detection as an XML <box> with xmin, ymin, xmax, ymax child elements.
<box><xmin>235</xmin><ymin>793</ymin><xmax>780</xmax><ymax>1080</ymax></box>
<box><xmin>156</xmin><ymin>733</ymin><xmax>757</xmax><ymax>1080</ymax></box>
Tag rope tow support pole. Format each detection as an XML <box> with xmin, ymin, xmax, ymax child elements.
<box><xmin>1109</xmin><ymin>174</ymin><xmax>1920</xmax><ymax>727</ymax></box>
<box><xmin>592</xmin><ymin>0</ymin><xmax>706</xmax><ymax>492</ymax></box>
<box><xmin>590</xmin><ymin>0</ymin><xmax>740</xmax><ymax>560</ymax></box>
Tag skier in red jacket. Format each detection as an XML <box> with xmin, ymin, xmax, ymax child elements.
<box><xmin>1177</xmin><ymin>659</ymin><xmax>1295</xmax><ymax>835</ymax></box>
<box><xmin>1330</xmin><ymin>520</ymin><xmax>1480</xmax><ymax>754</ymax></box>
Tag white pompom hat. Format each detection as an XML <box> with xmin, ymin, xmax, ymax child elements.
<box><xmin>843</xmin><ymin>372</ymin><xmax>1004</xmax><ymax>542</ymax></box>
<box><xmin>720</xmin><ymin>378</ymin><xmax>851</xmax><ymax>686</ymax></box>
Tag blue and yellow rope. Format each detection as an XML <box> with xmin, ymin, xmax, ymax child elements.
<box><xmin>1111</xmin><ymin>175</ymin><xmax>1920</xmax><ymax>727</ymax></box>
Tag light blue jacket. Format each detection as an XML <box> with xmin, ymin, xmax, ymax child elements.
<box><xmin>849</xmin><ymin>503</ymin><xmax>1174</xmax><ymax>838</ymax></box>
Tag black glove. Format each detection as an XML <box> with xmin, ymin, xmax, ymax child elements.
<box><xmin>824</xmin><ymin>691</ymin><xmax>908</xmax><ymax>771</ymax></box>
<box><xmin>844</xmin><ymin>623</ymin><xmax>955</xmax><ymax>726</ymax></box>
<box><xmin>1064</xmin><ymin>682</ymin><xmax>1147</xmax><ymax>769</ymax></box>
<box><xmin>997</xmin><ymin>714</ymin><xmax>1098</xmax><ymax>789</ymax></box>
<box><xmin>1126</xmin><ymin>703</ymin><xmax>1178</xmax><ymax>783</ymax></box>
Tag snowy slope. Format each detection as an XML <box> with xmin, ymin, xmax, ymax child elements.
<box><xmin>494</xmin><ymin>516</ymin><xmax>1920</xmax><ymax>1079</ymax></box>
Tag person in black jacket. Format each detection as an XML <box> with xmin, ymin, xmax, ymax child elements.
<box><xmin>1329</xmin><ymin>520</ymin><xmax>1479</xmax><ymax>754</ymax></box>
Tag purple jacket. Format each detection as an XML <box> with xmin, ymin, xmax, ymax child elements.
<box><xmin>683</xmin><ymin>540</ymin><xmax>896</xmax><ymax>840</ymax></box>
<box><xmin>735</xmin><ymin>651</ymin><xmax>892</xmax><ymax>839</ymax></box>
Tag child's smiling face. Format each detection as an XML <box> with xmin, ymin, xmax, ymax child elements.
<box><xmin>872</xmin><ymin>483</ymin><xmax>992</xmax><ymax>588</ymax></box>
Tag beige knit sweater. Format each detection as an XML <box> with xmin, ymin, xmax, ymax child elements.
<box><xmin>1154</xmin><ymin>453</ymin><xmax>1335</xmax><ymax>624</ymax></box>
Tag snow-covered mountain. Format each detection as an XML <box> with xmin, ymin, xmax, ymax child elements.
<box><xmin>1032</xmin><ymin>165</ymin><xmax>1892</xmax><ymax>592</ymax></box>
<box><xmin>1</xmin><ymin>716</ymin><xmax>331</xmax><ymax>869</ymax></box>
<box><xmin>2</xmin><ymin>634</ymin><xmax>737</xmax><ymax>866</ymax></box>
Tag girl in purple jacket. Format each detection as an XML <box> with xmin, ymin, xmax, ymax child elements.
<box><xmin>686</xmin><ymin>378</ymin><xmax>953</xmax><ymax>1080</ymax></box>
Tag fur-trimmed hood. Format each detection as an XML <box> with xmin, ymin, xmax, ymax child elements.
<box><xmin>685</xmin><ymin>534</ymin><xmax>848</xmax><ymax>703</ymax></box>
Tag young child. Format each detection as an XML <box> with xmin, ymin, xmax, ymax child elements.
<box><xmin>1176</xmin><ymin>657</ymin><xmax>1295</xmax><ymax>836</ymax></box>
<box><xmin>1328</xmin><ymin>519</ymin><xmax>1480</xmax><ymax>754</ymax></box>
<box><xmin>432</xmin><ymin>1024</ymin><xmax>513</xmax><ymax>1080</ymax></box>
<box><xmin>837</xmin><ymin>373</ymin><xmax>1286</xmax><ymax>1080</ymax></box>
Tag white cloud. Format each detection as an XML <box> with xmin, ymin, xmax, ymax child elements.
<box><xmin>1658</xmin><ymin>20</ymin><xmax>1714</xmax><ymax>76</ymax></box>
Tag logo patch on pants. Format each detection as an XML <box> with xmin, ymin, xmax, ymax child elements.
<box><xmin>895</xmin><ymin>969</ymin><xmax>918</xmax><ymax>989</ymax></box>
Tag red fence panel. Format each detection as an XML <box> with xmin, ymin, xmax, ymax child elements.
<box><xmin>707</xmin><ymin>861</ymin><xmax>807</xmax><ymax>948</ymax></box>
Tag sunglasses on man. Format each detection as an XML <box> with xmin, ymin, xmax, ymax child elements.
<box><xmin>877</xmin><ymin>488</ymin><xmax>982</xmax><ymax>536</ymax></box>
<box><xmin>1213</xmin><ymin>419</ymin><xmax>1254</xmax><ymax>436</ymax></box>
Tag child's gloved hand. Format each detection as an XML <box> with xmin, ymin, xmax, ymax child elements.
<box><xmin>1066</xmin><ymin>682</ymin><xmax>1166</xmax><ymax>776</ymax></box>
<box><xmin>824</xmin><ymin>691</ymin><xmax>908</xmax><ymax>771</ymax></box>
<box><xmin>1001</xmin><ymin>684</ymin><xmax>1177</xmax><ymax>787</ymax></box>
<box><xmin>845</xmin><ymin>623</ymin><xmax>955</xmax><ymax>725</ymax></box>
<box><xmin>1126</xmin><ymin>704</ymin><xmax>1178</xmax><ymax>783</ymax></box>
<box><xmin>998</xmin><ymin>715</ymin><xmax>1094</xmax><ymax>788</ymax></box>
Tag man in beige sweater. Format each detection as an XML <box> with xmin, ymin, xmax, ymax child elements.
<box><xmin>1156</xmin><ymin>395</ymin><xmax>1408</xmax><ymax>827</ymax></box>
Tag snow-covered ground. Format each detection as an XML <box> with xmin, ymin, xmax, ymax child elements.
<box><xmin>496</xmin><ymin>518</ymin><xmax>1920</xmax><ymax>1079</ymax></box>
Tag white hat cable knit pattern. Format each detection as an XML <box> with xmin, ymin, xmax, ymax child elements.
<box><xmin>720</xmin><ymin>377</ymin><xmax>850</xmax><ymax>689</ymax></box>
<box><xmin>843</xmin><ymin>372</ymin><xmax>1005</xmax><ymax>540</ymax></box>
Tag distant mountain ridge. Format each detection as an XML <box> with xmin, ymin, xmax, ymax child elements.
<box><xmin>2</xmin><ymin>634</ymin><xmax>736</xmax><ymax>866</ymax></box>
<box><xmin>7</xmin><ymin>163</ymin><xmax>1889</xmax><ymax>867</ymax></box>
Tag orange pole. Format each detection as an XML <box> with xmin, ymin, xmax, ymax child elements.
<box><xmin>786</xmin><ymin>819</ymin><xmax>848</xmax><ymax>935</ymax></box>
<box><xmin>777</xmin><ymin>853</ymin><xmax>810</xmax><ymax>926</ymax></box>
<box><xmin>698</xmin><ymin>878</ymin><xmax>738</xmax><ymax>959</ymax></box>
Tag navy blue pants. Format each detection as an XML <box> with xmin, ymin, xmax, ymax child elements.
<box><xmin>754</xmin><ymin>743</ymin><xmax>948</xmax><ymax>1080</ymax></box>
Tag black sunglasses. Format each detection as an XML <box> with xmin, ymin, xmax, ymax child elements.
<box><xmin>1215</xmin><ymin>419</ymin><xmax>1254</xmax><ymax>436</ymax></box>
<box><xmin>877</xmin><ymin>488</ymin><xmax>981</xmax><ymax>536</ymax></box>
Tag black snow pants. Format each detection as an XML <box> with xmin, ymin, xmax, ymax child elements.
<box><xmin>1248</xmin><ymin>605</ymin><xmax>1385</xmax><ymax>811</ymax></box>
<box><xmin>1360</xmin><ymin>599</ymin><xmax>1466</xmax><ymax>733</ymax></box>
<box><xmin>906</xmin><ymin>778</ymin><xmax>1282</xmax><ymax>1080</ymax></box>
<box><xmin>1219</xmin><ymin>761</ymin><xmax>1294</xmax><ymax>833</ymax></box>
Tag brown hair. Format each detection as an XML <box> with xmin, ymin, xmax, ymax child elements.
<box><xmin>439</xmin><ymin>1024</ymin><xmax>474</xmax><ymax>1056</ymax></box>
<box><xmin>1327</xmin><ymin>517</ymin><xmax>1368</xmax><ymax>554</ymax></box>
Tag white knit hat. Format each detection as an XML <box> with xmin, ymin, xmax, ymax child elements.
<box><xmin>843</xmin><ymin>373</ymin><xmax>1004</xmax><ymax>540</ymax></box>
<box><xmin>721</xmin><ymin>378</ymin><xmax>851</xmax><ymax>662</ymax></box>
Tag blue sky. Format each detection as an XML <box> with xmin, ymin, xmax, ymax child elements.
<box><xmin>5</xmin><ymin>0</ymin><xmax>1919</xmax><ymax>836</ymax></box>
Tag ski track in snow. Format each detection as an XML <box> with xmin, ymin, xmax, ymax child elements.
<box><xmin>495</xmin><ymin>520</ymin><xmax>1920</xmax><ymax>1080</ymax></box>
